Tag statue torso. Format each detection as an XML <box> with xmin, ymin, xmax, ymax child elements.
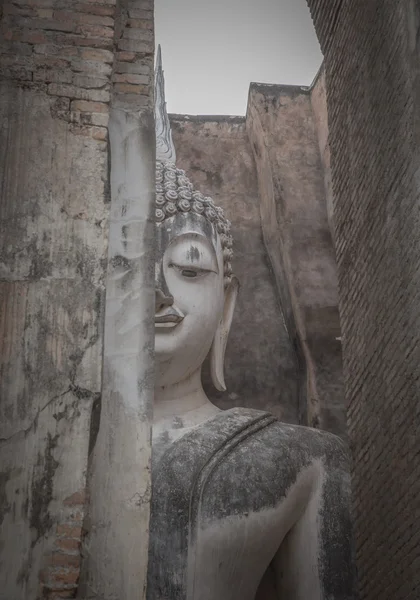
<box><xmin>148</xmin><ymin>408</ymin><xmax>350</xmax><ymax>600</ymax></box>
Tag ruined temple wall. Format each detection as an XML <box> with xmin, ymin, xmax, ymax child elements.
<box><xmin>171</xmin><ymin>94</ymin><xmax>345</xmax><ymax>438</ymax></box>
<box><xmin>170</xmin><ymin>115</ymin><xmax>300</xmax><ymax>424</ymax></box>
<box><xmin>306</xmin><ymin>0</ymin><xmax>420</xmax><ymax>597</ymax></box>
<box><xmin>0</xmin><ymin>1</ymin><xmax>154</xmax><ymax>598</ymax></box>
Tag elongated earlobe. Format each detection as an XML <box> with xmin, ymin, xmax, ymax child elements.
<box><xmin>210</xmin><ymin>276</ymin><xmax>239</xmax><ymax>391</ymax></box>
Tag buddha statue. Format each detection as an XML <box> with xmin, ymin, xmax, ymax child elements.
<box><xmin>147</xmin><ymin>48</ymin><xmax>355</xmax><ymax>600</ymax></box>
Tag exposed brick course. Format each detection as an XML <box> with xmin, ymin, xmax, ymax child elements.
<box><xmin>0</xmin><ymin>1</ymin><xmax>114</xmax><ymax>138</ymax></box>
<box><xmin>40</xmin><ymin>489</ymin><xmax>85</xmax><ymax>598</ymax></box>
<box><xmin>0</xmin><ymin>0</ymin><xmax>154</xmax><ymax>133</ymax></box>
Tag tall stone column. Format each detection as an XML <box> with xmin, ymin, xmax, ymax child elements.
<box><xmin>78</xmin><ymin>1</ymin><xmax>155</xmax><ymax>598</ymax></box>
<box><xmin>78</xmin><ymin>111</ymin><xmax>155</xmax><ymax>600</ymax></box>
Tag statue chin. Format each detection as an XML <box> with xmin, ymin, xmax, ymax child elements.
<box><xmin>154</xmin><ymin>323</ymin><xmax>184</xmax><ymax>361</ymax></box>
<box><xmin>154</xmin><ymin>322</ymin><xmax>214</xmax><ymax>388</ymax></box>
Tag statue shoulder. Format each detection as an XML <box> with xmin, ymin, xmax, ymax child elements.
<box><xmin>154</xmin><ymin>407</ymin><xmax>349</xmax><ymax>488</ymax></box>
<box><xmin>225</xmin><ymin>407</ymin><xmax>349</xmax><ymax>467</ymax></box>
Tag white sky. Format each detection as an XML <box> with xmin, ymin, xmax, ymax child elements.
<box><xmin>155</xmin><ymin>0</ymin><xmax>322</xmax><ymax>115</ymax></box>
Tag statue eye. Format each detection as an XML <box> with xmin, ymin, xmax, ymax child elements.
<box><xmin>181</xmin><ymin>269</ymin><xmax>198</xmax><ymax>278</ymax></box>
<box><xmin>168</xmin><ymin>262</ymin><xmax>214</xmax><ymax>278</ymax></box>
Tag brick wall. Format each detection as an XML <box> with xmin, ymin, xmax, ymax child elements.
<box><xmin>0</xmin><ymin>0</ymin><xmax>154</xmax><ymax>131</ymax></box>
<box><xmin>307</xmin><ymin>0</ymin><xmax>420</xmax><ymax>597</ymax></box>
<box><xmin>307</xmin><ymin>0</ymin><xmax>343</xmax><ymax>55</ymax></box>
<box><xmin>0</xmin><ymin>1</ymin><xmax>153</xmax><ymax>598</ymax></box>
<box><xmin>111</xmin><ymin>0</ymin><xmax>154</xmax><ymax>110</ymax></box>
<box><xmin>0</xmin><ymin>0</ymin><xmax>115</xmax><ymax>143</ymax></box>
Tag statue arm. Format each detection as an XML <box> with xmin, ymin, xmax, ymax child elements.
<box><xmin>271</xmin><ymin>452</ymin><xmax>357</xmax><ymax>600</ymax></box>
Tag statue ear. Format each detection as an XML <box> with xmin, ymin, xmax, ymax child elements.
<box><xmin>210</xmin><ymin>276</ymin><xmax>239</xmax><ymax>392</ymax></box>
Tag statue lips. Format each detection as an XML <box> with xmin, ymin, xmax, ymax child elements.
<box><xmin>155</xmin><ymin>306</ymin><xmax>184</xmax><ymax>329</ymax></box>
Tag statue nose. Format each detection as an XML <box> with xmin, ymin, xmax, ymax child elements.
<box><xmin>155</xmin><ymin>288</ymin><xmax>174</xmax><ymax>313</ymax></box>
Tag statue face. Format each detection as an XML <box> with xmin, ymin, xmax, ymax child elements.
<box><xmin>155</xmin><ymin>212</ymin><xmax>225</xmax><ymax>386</ymax></box>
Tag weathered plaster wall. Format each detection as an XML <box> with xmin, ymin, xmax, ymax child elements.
<box><xmin>0</xmin><ymin>78</ymin><xmax>108</xmax><ymax>600</ymax></box>
<box><xmin>171</xmin><ymin>115</ymin><xmax>300</xmax><ymax>423</ymax></box>
<box><xmin>307</xmin><ymin>0</ymin><xmax>420</xmax><ymax>596</ymax></box>
<box><xmin>0</xmin><ymin>1</ymin><xmax>155</xmax><ymax>598</ymax></box>
<box><xmin>246</xmin><ymin>84</ymin><xmax>345</xmax><ymax>437</ymax></box>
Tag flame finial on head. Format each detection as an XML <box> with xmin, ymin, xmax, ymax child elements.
<box><xmin>155</xmin><ymin>45</ymin><xmax>176</xmax><ymax>163</ymax></box>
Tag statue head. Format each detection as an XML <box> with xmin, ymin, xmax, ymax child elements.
<box><xmin>154</xmin><ymin>161</ymin><xmax>238</xmax><ymax>390</ymax></box>
<box><xmin>153</xmin><ymin>46</ymin><xmax>238</xmax><ymax>391</ymax></box>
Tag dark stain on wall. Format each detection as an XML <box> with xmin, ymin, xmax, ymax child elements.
<box><xmin>30</xmin><ymin>433</ymin><xmax>59</xmax><ymax>547</ymax></box>
<box><xmin>0</xmin><ymin>470</ymin><xmax>11</xmax><ymax>527</ymax></box>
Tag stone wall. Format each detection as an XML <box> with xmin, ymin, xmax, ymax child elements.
<box><xmin>0</xmin><ymin>1</ymin><xmax>154</xmax><ymax>598</ymax></box>
<box><xmin>171</xmin><ymin>87</ymin><xmax>344</xmax><ymax>437</ymax></box>
<box><xmin>246</xmin><ymin>83</ymin><xmax>344</xmax><ymax>437</ymax></box>
<box><xmin>171</xmin><ymin>115</ymin><xmax>300</xmax><ymax>424</ymax></box>
<box><xmin>307</xmin><ymin>0</ymin><xmax>420</xmax><ymax>597</ymax></box>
